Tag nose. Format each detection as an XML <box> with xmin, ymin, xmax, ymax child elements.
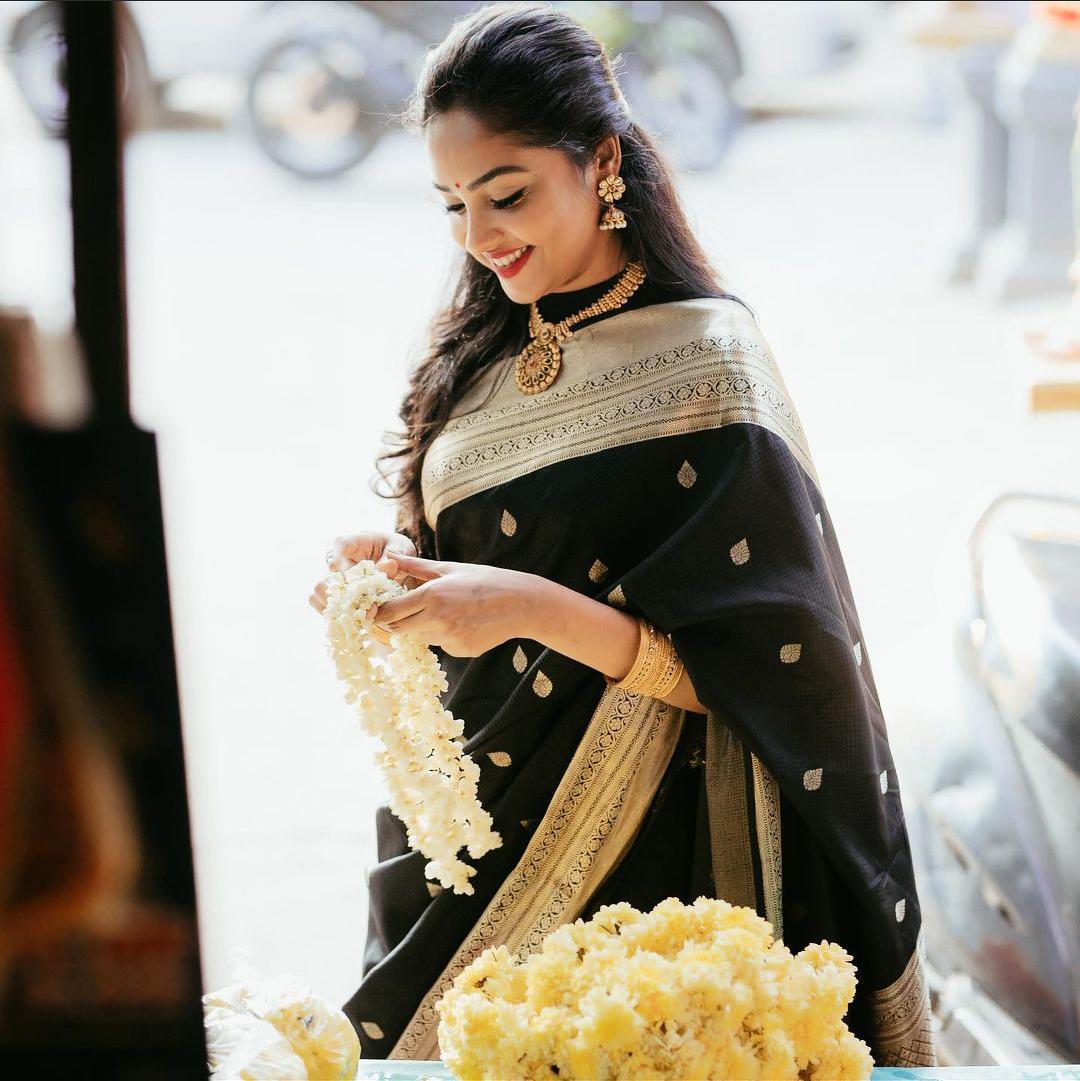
<box><xmin>465</xmin><ymin>210</ymin><xmax>501</xmax><ymax>263</ymax></box>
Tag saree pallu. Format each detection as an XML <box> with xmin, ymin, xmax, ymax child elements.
<box><xmin>343</xmin><ymin>297</ymin><xmax>936</xmax><ymax>1068</ymax></box>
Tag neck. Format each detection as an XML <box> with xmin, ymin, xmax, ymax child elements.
<box><xmin>534</xmin><ymin>259</ymin><xmax>646</xmax><ymax>331</ymax></box>
<box><xmin>545</xmin><ymin>242</ymin><xmax>626</xmax><ymax>296</ymax></box>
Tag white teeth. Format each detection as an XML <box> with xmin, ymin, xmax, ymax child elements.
<box><xmin>492</xmin><ymin>246</ymin><xmax>529</xmax><ymax>268</ymax></box>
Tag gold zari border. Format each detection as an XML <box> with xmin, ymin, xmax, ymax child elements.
<box><xmin>703</xmin><ymin>719</ymin><xmax>784</xmax><ymax>943</ymax></box>
<box><xmin>388</xmin><ymin>686</ymin><xmax>685</xmax><ymax>1060</ymax></box>
<box><xmin>751</xmin><ymin>752</ymin><xmax>784</xmax><ymax>942</ymax></box>
<box><xmin>872</xmin><ymin>928</ymin><xmax>938</xmax><ymax>1066</ymax></box>
<box><xmin>703</xmin><ymin>716</ymin><xmax>756</xmax><ymax>912</ymax></box>
<box><xmin>421</xmin><ymin>300</ymin><xmax>818</xmax><ymax>530</ymax></box>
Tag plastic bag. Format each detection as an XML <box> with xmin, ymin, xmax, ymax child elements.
<box><xmin>204</xmin><ymin>1006</ymin><xmax>307</xmax><ymax>1080</ymax></box>
<box><xmin>203</xmin><ymin>972</ymin><xmax>361</xmax><ymax>1080</ymax></box>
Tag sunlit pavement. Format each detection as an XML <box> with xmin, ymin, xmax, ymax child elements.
<box><xmin>3</xmin><ymin>39</ymin><xmax>1075</xmax><ymax>1010</ymax></box>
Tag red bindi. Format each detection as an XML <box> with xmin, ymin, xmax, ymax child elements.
<box><xmin>454</xmin><ymin>181</ymin><xmax>461</xmax><ymax>188</ymax></box>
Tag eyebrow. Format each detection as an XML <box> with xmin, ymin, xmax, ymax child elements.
<box><xmin>432</xmin><ymin>165</ymin><xmax>529</xmax><ymax>193</ymax></box>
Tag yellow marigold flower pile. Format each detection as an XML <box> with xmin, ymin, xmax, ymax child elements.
<box><xmin>435</xmin><ymin>896</ymin><xmax>874</xmax><ymax>1080</ymax></box>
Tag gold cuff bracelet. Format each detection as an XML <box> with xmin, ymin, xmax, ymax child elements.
<box><xmin>605</xmin><ymin>615</ymin><xmax>685</xmax><ymax>700</ymax></box>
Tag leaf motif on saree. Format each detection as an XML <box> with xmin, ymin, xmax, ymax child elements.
<box><xmin>532</xmin><ymin>671</ymin><xmax>553</xmax><ymax>698</ymax></box>
<box><xmin>487</xmin><ymin>751</ymin><xmax>513</xmax><ymax>767</ymax></box>
<box><xmin>677</xmin><ymin>460</ymin><xmax>697</xmax><ymax>488</ymax></box>
<box><xmin>500</xmin><ymin>508</ymin><xmax>517</xmax><ymax>537</ymax></box>
<box><xmin>802</xmin><ymin>767</ymin><xmax>823</xmax><ymax>791</ymax></box>
<box><xmin>512</xmin><ymin>645</ymin><xmax>528</xmax><ymax>673</ymax></box>
<box><xmin>730</xmin><ymin>537</ymin><xmax>750</xmax><ymax>565</ymax></box>
<box><xmin>779</xmin><ymin>643</ymin><xmax>802</xmax><ymax>664</ymax></box>
<box><xmin>588</xmin><ymin>559</ymin><xmax>609</xmax><ymax>583</ymax></box>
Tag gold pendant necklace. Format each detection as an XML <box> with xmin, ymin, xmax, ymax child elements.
<box><xmin>514</xmin><ymin>260</ymin><xmax>646</xmax><ymax>395</ymax></box>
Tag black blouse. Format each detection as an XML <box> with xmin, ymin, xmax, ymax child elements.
<box><xmin>532</xmin><ymin>262</ymin><xmax>750</xmax><ymax>330</ymax></box>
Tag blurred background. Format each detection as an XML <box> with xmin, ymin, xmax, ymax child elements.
<box><xmin>1</xmin><ymin>0</ymin><xmax>1079</xmax><ymax>1072</ymax></box>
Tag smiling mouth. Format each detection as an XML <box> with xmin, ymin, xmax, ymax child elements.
<box><xmin>489</xmin><ymin>245</ymin><xmax>532</xmax><ymax>269</ymax></box>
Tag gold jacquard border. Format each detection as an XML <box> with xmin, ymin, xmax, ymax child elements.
<box><xmin>421</xmin><ymin>331</ymin><xmax>818</xmax><ymax>530</ymax></box>
<box><xmin>872</xmin><ymin>927</ymin><xmax>937</xmax><ymax>1066</ymax></box>
<box><xmin>704</xmin><ymin>715</ymin><xmax>757</xmax><ymax>912</ymax></box>
<box><xmin>388</xmin><ymin>686</ymin><xmax>684</xmax><ymax>1060</ymax></box>
<box><xmin>751</xmin><ymin>752</ymin><xmax>784</xmax><ymax>942</ymax></box>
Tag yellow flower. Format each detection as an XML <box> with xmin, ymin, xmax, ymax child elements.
<box><xmin>437</xmin><ymin>898</ymin><xmax>874</xmax><ymax>1080</ymax></box>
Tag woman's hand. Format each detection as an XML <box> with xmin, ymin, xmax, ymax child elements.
<box><xmin>308</xmin><ymin>531</ymin><xmax>417</xmax><ymax>617</ymax></box>
<box><xmin>369</xmin><ymin>553</ymin><xmax>540</xmax><ymax>658</ymax></box>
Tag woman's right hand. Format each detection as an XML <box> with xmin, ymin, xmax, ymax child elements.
<box><xmin>309</xmin><ymin>531</ymin><xmax>418</xmax><ymax>616</ymax></box>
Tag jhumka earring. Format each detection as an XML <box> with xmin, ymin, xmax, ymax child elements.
<box><xmin>598</xmin><ymin>173</ymin><xmax>627</xmax><ymax>230</ymax></box>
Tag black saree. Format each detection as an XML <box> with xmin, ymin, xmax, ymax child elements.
<box><xmin>343</xmin><ymin>293</ymin><xmax>936</xmax><ymax>1069</ymax></box>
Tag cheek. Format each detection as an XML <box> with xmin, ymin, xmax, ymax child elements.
<box><xmin>545</xmin><ymin>189</ymin><xmax>594</xmax><ymax>247</ymax></box>
<box><xmin>508</xmin><ymin>201</ymin><xmax>549</xmax><ymax>247</ymax></box>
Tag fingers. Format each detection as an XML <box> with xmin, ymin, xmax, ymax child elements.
<box><xmin>324</xmin><ymin>533</ymin><xmax>416</xmax><ymax>575</ymax></box>
<box><xmin>318</xmin><ymin>532</ymin><xmax>426</xmax><ymax>618</ymax></box>
<box><xmin>374</xmin><ymin>555</ymin><xmax>401</xmax><ymax>581</ymax></box>
<box><xmin>325</xmin><ymin>537</ymin><xmax>354</xmax><ymax>573</ymax></box>
<box><xmin>370</xmin><ymin>583</ymin><xmax>428</xmax><ymax>629</ymax></box>
<box><xmin>324</xmin><ymin>538</ymin><xmax>344</xmax><ymax>572</ymax></box>
<box><xmin>376</xmin><ymin>607</ymin><xmax>431</xmax><ymax>644</ymax></box>
<box><xmin>325</xmin><ymin>534</ymin><xmax>381</xmax><ymax>572</ymax></box>
<box><xmin>381</xmin><ymin>553</ymin><xmax>447</xmax><ymax>582</ymax></box>
<box><xmin>384</xmin><ymin>533</ymin><xmax>418</xmax><ymax>560</ymax></box>
<box><xmin>378</xmin><ymin>536</ymin><xmax>418</xmax><ymax>583</ymax></box>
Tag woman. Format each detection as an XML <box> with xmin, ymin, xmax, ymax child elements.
<box><xmin>310</xmin><ymin>2</ymin><xmax>935</xmax><ymax>1068</ymax></box>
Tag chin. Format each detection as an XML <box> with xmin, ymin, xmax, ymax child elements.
<box><xmin>500</xmin><ymin>279</ymin><xmax>543</xmax><ymax>305</ymax></box>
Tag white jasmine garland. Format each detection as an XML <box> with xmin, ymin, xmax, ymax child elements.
<box><xmin>323</xmin><ymin>560</ymin><xmax>502</xmax><ymax>895</ymax></box>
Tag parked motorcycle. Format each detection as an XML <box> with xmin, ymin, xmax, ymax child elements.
<box><xmin>912</xmin><ymin>492</ymin><xmax>1080</xmax><ymax>1066</ymax></box>
<box><xmin>14</xmin><ymin>1</ymin><xmax>873</xmax><ymax>181</ymax></box>
<box><xmin>244</xmin><ymin>0</ymin><xmax>744</xmax><ymax>180</ymax></box>
<box><xmin>5</xmin><ymin>0</ymin><xmax>153</xmax><ymax>134</ymax></box>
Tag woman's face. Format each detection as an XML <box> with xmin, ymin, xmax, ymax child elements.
<box><xmin>426</xmin><ymin>108</ymin><xmax>624</xmax><ymax>304</ymax></box>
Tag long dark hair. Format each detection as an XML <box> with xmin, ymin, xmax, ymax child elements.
<box><xmin>372</xmin><ymin>1</ymin><xmax>728</xmax><ymax>557</ymax></box>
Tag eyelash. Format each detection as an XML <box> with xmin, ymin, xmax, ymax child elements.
<box><xmin>444</xmin><ymin>187</ymin><xmax>527</xmax><ymax>215</ymax></box>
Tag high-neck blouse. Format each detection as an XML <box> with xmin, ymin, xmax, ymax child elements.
<box><xmin>532</xmin><ymin>263</ymin><xmax>747</xmax><ymax>330</ymax></box>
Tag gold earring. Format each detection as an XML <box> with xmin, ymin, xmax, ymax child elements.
<box><xmin>597</xmin><ymin>173</ymin><xmax>627</xmax><ymax>230</ymax></box>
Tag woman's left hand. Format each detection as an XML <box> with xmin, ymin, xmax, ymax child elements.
<box><xmin>370</xmin><ymin>553</ymin><xmax>541</xmax><ymax>657</ymax></box>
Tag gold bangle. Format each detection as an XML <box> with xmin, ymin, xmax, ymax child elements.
<box><xmin>634</xmin><ymin>619</ymin><xmax>660</xmax><ymax>695</ymax></box>
<box><xmin>606</xmin><ymin>616</ymin><xmax>685</xmax><ymax>699</ymax></box>
<box><xmin>606</xmin><ymin>616</ymin><xmax>651</xmax><ymax>691</ymax></box>
<box><xmin>641</xmin><ymin>624</ymin><xmax>685</xmax><ymax>699</ymax></box>
<box><xmin>628</xmin><ymin>620</ymin><xmax>663</xmax><ymax>695</ymax></box>
<box><xmin>651</xmin><ymin>632</ymin><xmax>686</xmax><ymax>699</ymax></box>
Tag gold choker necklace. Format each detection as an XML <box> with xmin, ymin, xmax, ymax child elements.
<box><xmin>513</xmin><ymin>260</ymin><xmax>646</xmax><ymax>395</ymax></box>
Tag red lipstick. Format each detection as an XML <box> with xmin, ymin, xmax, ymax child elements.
<box><xmin>491</xmin><ymin>246</ymin><xmax>534</xmax><ymax>278</ymax></box>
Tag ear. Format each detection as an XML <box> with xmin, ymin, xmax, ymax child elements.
<box><xmin>594</xmin><ymin>133</ymin><xmax>621</xmax><ymax>179</ymax></box>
